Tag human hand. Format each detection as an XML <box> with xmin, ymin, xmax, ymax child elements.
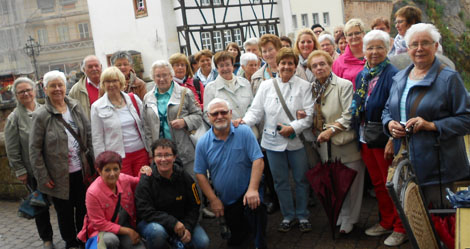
<box><xmin>139</xmin><ymin>165</ymin><xmax>152</xmax><ymax>176</ymax></box>
<box><xmin>384</xmin><ymin>139</ymin><xmax>394</xmax><ymax>160</ymax></box>
<box><xmin>243</xmin><ymin>189</ymin><xmax>260</xmax><ymax>210</ymax></box>
<box><xmin>17</xmin><ymin>174</ymin><xmax>28</xmax><ymax>185</ymax></box>
<box><xmin>296</xmin><ymin>110</ymin><xmax>306</xmax><ymax>120</ymax></box>
<box><xmin>317</xmin><ymin>129</ymin><xmax>333</xmax><ymax>143</ymax></box>
<box><xmin>406</xmin><ymin>117</ymin><xmax>436</xmax><ymax>134</ymax></box>
<box><xmin>174</xmin><ymin>221</ymin><xmax>186</xmax><ymax>237</ymax></box>
<box><xmin>277</xmin><ymin>123</ymin><xmax>294</xmax><ymax>138</ymax></box>
<box><xmin>232</xmin><ymin>118</ymin><xmax>244</xmax><ymax>128</ymax></box>
<box><xmin>170</xmin><ymin>119</ymin><xmax>186</xmax><ymax>129</ymax></box>
<box><xmin>388</xmin><ymin>120</ymin><xmax>406</xmax><ymax>138</ymax></box>
<box><xmin>127</xmin><ymin>228</ymin><xmax>141</xmax><ymax>245</ymax></box>
<box><xmin>209</xmin><ymin>197</ymin><xmax>224</xmax><ymax>217</ymax></box>
<box><xmin>45</xmin><ymin>179</ymin><xmax>55</xmax><ymax>189</ymax></box>
<box><xmin>180</xmin><ymin>229</ymin><xmax>191</xmax><ymax>244</ymax></box>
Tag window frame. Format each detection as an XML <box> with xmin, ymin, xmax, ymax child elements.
<box><xmin>201</xmin><ymin>31</ymin><xmax>212</xmax><ymax>51</ymax></box>
<box><xmin>57</xmin><ymin>24</ymin><xmax>70</xmax><ymax>42</ymax></box>
<box><xmin>78</xmin><ymin>23</ymin><xmax>90</xmax><ymax>39</ymax></box>
<box><xmin>301</xmin><ymin>14</ymin><xmax>308</xmax><ymax>27</ymax></box>
<box><xmin>312</xmin><ymin>13</ymin><xmax>319</xmax><ymax>25</ymax></box>
<box><xmin>323</xmin><ymin>12</ymin><xmax>330</xmax><ymax>26</ymax></box>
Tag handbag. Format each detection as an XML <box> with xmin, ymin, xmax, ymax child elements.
<box><xmin>111</xmin><ymin>193</ymin><xmax>133</xmax><ymax>228</ymax></box>
<box><xmin>55</xmin><ymin>115</ymin><xmax>96</xmax><ymax>187</ymax></box>
<box><xmin>272</xmin><ymin>78</ymin><xmax>319</xmax><ymax>167</ymax></box>
<box><xmin>17</xmin><ymin>185</ymin><xmax>49</xmax><ymax>219</ymax></box>
<box><xmin>363</xmin><ymin>121</ymin><xmax>389</xmax><ymax>148</ymax></box>
<box><xmin>176</xmin><ymin>87</ymin><xmax>209</xmax><ymax>146</ymax></box>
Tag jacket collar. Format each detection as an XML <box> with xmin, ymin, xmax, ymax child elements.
<box><xmin>343</xmin><ymin>45</ymin><xmax>366</xmax><ymax>65</ymax></box>
<box><xmin>16</xmin><ymin>100</ymin><xmax>40</xmax><ymax>115</ymax></box>
<box><xmin>213</xmin><ymin>75</ymin><xmax>246</xmax><ymax>92</ymax></box>
<box><xmin>150</xmin><ymin>161</ymin><xmax>184</xmax><ymax>181</ymax></box>
<box><xmin>393</xmin><ymin>57</ymin><xmax>442</xmax><ymax>91</ymax></box>
<box><xmin>251</xmin><ymin>63</ymin><xmax>268</xmax><ymax>81</ymax></box>
<box><xmin>96</xmin><ymin>91</ymin><xmax>133</xmax><ymax>110</ymax></box>
<box><xmin>97</xmin><ymin>176</ymin><xmax>124</xmax><ymax>197</ymax></box>
<box><xmin>45</xmin><ymin>96</ymin><xmax>78</xmax><ymax>114</ymax></box>
<box><xmin>322</xmin><ymin>73</ymin><xmax>337</xmax><ymax>98</ymax></box>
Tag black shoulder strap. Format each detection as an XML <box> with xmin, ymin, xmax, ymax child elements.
<box><xmin>55</xmin><ymin>114</ymin><xmax>88</xmax><ymax>154</ymax></box>
<box><xmin>193</xmin><ymin>78</ymin><xmax>202</xmax><ymax>100</ymax></box>
<box><xmin>272</xmin><ymin>78</ymin><xmax>295</xmax><ymax>121</ymax></box>
<box><xmin>111</xmin><ymin>193</ymin><xmax>121</xmax><ymax>223</ymax></box>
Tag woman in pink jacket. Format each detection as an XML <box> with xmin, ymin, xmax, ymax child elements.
<box><xmin>332</xmin><ymin>18</ymin><xmax>367</xmax><ymax>89</ymax></box>
<box><xmin>78</xmin><ymin>151</ymin><xmax>151</xmax><ymax>249</ymax></box>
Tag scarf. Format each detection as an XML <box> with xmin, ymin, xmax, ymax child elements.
<box><xmin>350</xmin><ymin>58</ymin><xmax>390</xmax><ymax>118</ymax></box>
<box><xmin>388</xmin><ymin>34</ymin><xmax>407</xmax><ymax>56</ymax></box>
<box><xmin>173</xmin><ymin>76</ymin><xmax>185</xmax><ymax>85</ymax></box>
<box><xmin>299</xmin><ymin>55</ymin><xmax>315</xmax><ymax>82</ymax></box>
<box><xmin>312</xmin><ymin>74</ymin><xmax>332</xmax><ymax>132</ymax></box>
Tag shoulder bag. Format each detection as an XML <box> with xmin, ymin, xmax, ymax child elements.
<box><xmin>176</xmin><ymin>87</ymin><xmax>209</xmax><ymax>146</ymax></box>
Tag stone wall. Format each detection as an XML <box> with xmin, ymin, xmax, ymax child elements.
<box><xmin>343</xmin><ymin>0</ymin><xmax>394</xmax><ymax>31</ymax></box>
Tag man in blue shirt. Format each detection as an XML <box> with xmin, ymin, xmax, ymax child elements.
<box><xmin>194</xmin><ymin>98</ymin><xmax>266</xmax><ymax>249</ymax></box>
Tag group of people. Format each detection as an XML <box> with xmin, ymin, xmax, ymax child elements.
<box><xmin>5</xmin><ymin>4</ymin><xmax>470</xmax><ymax>249</ymax></box>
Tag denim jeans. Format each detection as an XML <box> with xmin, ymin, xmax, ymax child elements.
<box><xmin>137</xmin><ymin>221</ymin><xmax>209</xmax><ymax>249</ymax></box>
<box><xmin>266</xmin><ymin>148</ymin><xmax>310</xmax><ymax>221</ymax></box>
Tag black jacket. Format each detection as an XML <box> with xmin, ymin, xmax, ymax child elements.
<box><xmin>135</xmin><ymin>161</ymin><xmax>200</xmax><ymax>234</ymax></box>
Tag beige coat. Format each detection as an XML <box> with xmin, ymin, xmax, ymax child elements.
<box><xmin>141</xmin><ymin>82</ymin><xmax>202</xmax><ymax>166</ymax></box>
<box><xmin>69</xmin><ymin>76</ymin><xmax>92</xmax><ymax>119</ymax></box>
<box><xmin>250</xmin><ymin>63</ymin><xmax>268</xmax><ymax>96</ymax></box>
<box><xmin>29</xmin><ymin>97</ymin><xmax>93</xmax><ymax>200</ymax></box>
<box><xmin>316</xmin><ymin>73</ymin><xmax>361</xmax><ymax>164</ymax></box>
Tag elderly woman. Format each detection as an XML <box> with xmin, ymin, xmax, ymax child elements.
<box><xmin>77</xmin><ymin>151</ymin><xmax>151</xmax><ymax>249</ymax></box>
<box><xmin>294</xmin><ymin>28</ymin><xmax>320</xmax><ymax>82</ymax></box>
<box><xmin>239</xmin><ymin>52</ymin><xmax>259</xmax><ymax>82</ymax></box>
<box><xmin>305</xmin><ymin>50</ymin><xmax>364</xmax><ymax>234</ymax></box>
<box><xmin>142</xmin><ymin>60</ymin><xmax>203</xmax><ymax>178</ymax></box>
<box><xmin>110</xmin><ymin>51</ymin><xmax>147</xmax><ymax>100</ymax></box>
<box><xmin>204</xmin><ymin>51</ymin><xmax>253</xmax><ymax>123</ymax></box>
<box><xmin>350</xmin><ymin>30</ymin><xmax>404</xmax><ymax>246</ymax></box>
<box><xmin>333</xmin><ymin>19</ymin><xmax>367</xmax><ymax>88</ymax></box>
<box><xmin>91</xmin><ymin>67</ymin><xmax>148</xmax><ymax>177</ymax></box>
<box><xmin>319</xmin><ymin>34</ymin><xmax>340</xmax><ymax>61</ymax></box>
<box><xmin>169</xmin><ymin>53</ymin><xmax>205</xmax><ymax>109</ymax></box>
<box><xmin>371</xmin><ymin>17</ymin><xmax>395</xmax><ymax>50</ymax></box>
<box><xmin>280</xmin><ymin>36</ymin><xmax>292</xmax><ymax>48</ymax></box>
<box><xmin>388</xmin><ymin>5</ymin><xmax>421</xmax><ymax>56</ymax></box>
<box><xmin>194</xmin><ymin>50</ymin><xmax>218</xmax><ymax>86</ymax></box>
<box><xmin>5</xmin><ymin>78</ymin><xmax>54</xmax><ymax>249</ymax></box>
<box><xmin>383</xmin><ymin>23</ymin><xmax>470</xmax><ymax>243</ymax></box>
<box><xmin>226</xmin><ymin>42</ymin><xmax>242</xmax><ymax>75</ymax></box>
<box><xmin>30</xmin><ymin>70</ymin><xmax>93</xmax><ymax>249</ymax></box>
<box><xmin>241</xmin><ymin>48</ymin><xmax>314</xmax><ymax>233</ymax></box>
<box><xmin>251</xmin><ymin>34</ymin><xmax>282</xmax><ymax>95</ymax></box>
<box><xmin>335</xmin><ymin>31</ymin><xmax>348</xmax><ymax>55</ymax></box>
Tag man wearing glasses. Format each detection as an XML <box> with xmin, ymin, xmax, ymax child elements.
<box><xmin>194</xmin><ymin>98</ymin><xmax>267</xmax><ymax>249</ymax></box>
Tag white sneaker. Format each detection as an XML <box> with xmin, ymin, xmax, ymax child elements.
<box><xmin>384</xmin><ymin>232</ymin><xmax>407</xmax><ymax>247</ymax></box>
<box><xmin>365</xmin><ymin>223</ymin><xmax>392</xmax><ymax>236</ymax></box>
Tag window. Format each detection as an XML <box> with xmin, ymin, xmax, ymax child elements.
<box><xmin>213</xmin><ymin>0</ymin><xmax>222</xmax><ymax>5</ymax></box>
<box><xmin>312</xmin><ymin>13</ymin><xmax>319</xmax><ymax>25</ymax></box>
<box><xmin>301</xmin><ymin>14</ymin><xmax>308</xmax><ymax>27</ymax></box>
<box><xmin>223</xmin><ymin>29</ymin><xmax>232</xmax><ymax>47</ymax></box>
<box><xmin>60</xmin><ymin>0</ymin><xmax>77</xmax><ymax>5</ymax></box>
<box><xmin>292</xmin><ymin>15</ymin><xmax>297</xmax><ymax>29</ymax></box>
<box><xmin>268</xmin><ymin>24</ymin><xmax>276</xmax><ymax>34</ymax></box>
<box><xmin>57</xmin><ymin>25</ymin><xmax>70</xmax><ymax>42</ymax></box>
<box><xmin>323</xmin><ymin>12</ymin><xmax>330</xmax><ymax>26</ymax></box>
<box><xmin>213</xmin><ymin>30</ymin><xmax>223</xmax><ymax>51</ymax></box>
<box><xmin>201</xmin><ymin>0</ymin><xmax>210</xmax><ymax>6</ymax></box>
<box><xmin>252</xmin><ymin>0</ymin><xmax>260</xmax><ymax>3</ymax></box>
<box><xmin>37</xmin><ymin>0</ymin><xmax>54</xmax><ymax>12</ymax></box>
<box><xmin>133</xmin><ymin>0</ymin><xmax>147</xmax><ymax>18</ymax></box>
<box><xmin>233</xmin><ymin>28</ymin><xmax>242</xmax><ymax>47</ymax></box>
<box><xmin>78</xmin><ymin>23</ymin><xmax>90</xmax><ymax>39</ymax></box>
<box><xmin>259</xmin><ymin>25</ymin><xmax>266</xmax><ymax>36</ymax></box>
<box><xmin>37</xmin><ymin>29</ymin><xmax>48</xmax><ymax>45</ymax></box>
<box><xmin>201</xmin><ymin>32</ymin><xmax>212</xmax><ymax>50</ymax></box>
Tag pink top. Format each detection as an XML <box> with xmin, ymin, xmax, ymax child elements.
<box><xmin>332</xmin><ymin>45</ymin><xmax>366</xmax><ymax>89</ymax></box>
<box><xmin>77</xmin><ymin>174</ymin><xmax>139</xmax><ymax>241</ymax></box>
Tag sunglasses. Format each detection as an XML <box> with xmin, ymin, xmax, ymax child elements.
<box><xmin>209</xmin><ymin>110</ymin><xmax>229</xmax><ymax>117</ymax></box>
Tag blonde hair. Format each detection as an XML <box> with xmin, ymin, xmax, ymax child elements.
<box><xmin>169</xmin><ymin>53</ymin><xmax>193</xmax><ymax>78</ymax></box>
<box><xmin>344</xmin><ymin>18</ymin><xmax>365</xmax><ymax>36</ymax></box>
<box><xmin>100</xmin><ymin>67</ymin><xmax>126</xmax><ymax>90</ymax></box>
<box><xmin>294</xmin><ymin>28</ymin><xmax>320</xmax><ymax>57</ymax></box>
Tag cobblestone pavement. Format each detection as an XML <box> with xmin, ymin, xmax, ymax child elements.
<box><xmin>0</xmin><ymin>194</ymin><xmax>412</xmax><ymax>249</ymax></box>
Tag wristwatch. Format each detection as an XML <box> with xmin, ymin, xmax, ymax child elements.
<box><xmin>330</xmin><ymin>126</ymin><xmax>336</xmax><ymax>133</ymax></box>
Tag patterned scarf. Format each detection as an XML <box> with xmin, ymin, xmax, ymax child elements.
<box><xmin>312</xmin><ymin>74</ymin><xmax>332</xmax><ymax>132</ymax></box>
<box><xmin>299</xmin><ymin>55</ymin><xmax>315</xmax><ymax>82</ymax></box>
<box><xmin>350</xmin><ymin>58</ymin><xmax>390</xmax><ymax>118</ymax></box>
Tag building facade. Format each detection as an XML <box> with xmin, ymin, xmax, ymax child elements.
<box><xmin>289</xmin><ymin>0</ymin><xmax>345</xmax><ymax>34</ymax></box>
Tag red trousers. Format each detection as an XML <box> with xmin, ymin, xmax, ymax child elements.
<box><xmin>361</xmin><ymin>143</ymin><xmax>405</xmax><ymax>233</ymax></box>
<box><xmin>121</xmin><ymin>148</ymin><xmax>149</xmax><ymax>177</ymax></box>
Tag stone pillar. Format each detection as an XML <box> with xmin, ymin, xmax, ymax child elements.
<box><xmin>0</xmin><ymin>102</ymin><xmax>28</xmax><ymax>200</ymax></box>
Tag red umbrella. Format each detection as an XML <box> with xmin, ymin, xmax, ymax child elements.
<box><xmin>305</xmin><ymin>142</ymin><xmax>357</xmax><ymax>239</ymax></box>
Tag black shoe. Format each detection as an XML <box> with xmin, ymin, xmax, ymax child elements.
<box><xmin>266</xmin><ymin>202</ymin><xmax>279</xmax><ymax>214</ymax></box>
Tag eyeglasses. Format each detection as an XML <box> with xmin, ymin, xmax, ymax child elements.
<box><xmin>154</xmin><ymin>73</ymin><xmax>170</xmax><ymax>79</ymax></box>
<box><xmin>394</xmin><ymin>20</ymin><xmax>405</xmax><ymax>25</ymax></box>
<box><xmin>314</xmin><ymin>31</ymin><xmax>322</xmax><ymax>34</ymax></box>
<box><xmin>154</xmin><ymin>154</ymin><xmax>174</xmax><ymax>159</ymax></box>
<box><xmin>346</xmin><ymin>31</ymin><xmax>363</xmax><ymax>37</ymax></box>
<box><xmin>17</xmin><ymin>88</ymin><xmax>33</xmax><ymax>96</ymax></box>
<box><xmin>104</xmin><ymin>79</ymin><xmax>120</xmax><ymax>84</ymax></box>
<box><xmin>209</xmin><ymin>110</ymin><xmax>229</xmax><ymax>117</ymax></box>
<box><xmin>408</xmin><ymin>41</ymin><xmax>435</xmax><ymax>50</ymax></box>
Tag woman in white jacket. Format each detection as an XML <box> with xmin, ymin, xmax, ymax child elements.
<box><xmin>239</xmin><ymin>48</ymin><xmax>314</xmax><ymax>233</ymax></box>
<box><xmin>91</xmin><ymin>67</ymin><xmax>148</xmax><ymax>176</ymax></box>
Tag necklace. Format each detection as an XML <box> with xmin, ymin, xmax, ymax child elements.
<box><xmin>410</xmin><ymin>68</ymin><xmax>426</xmax><ymax>80</ymax></box>
<box><xmin>110</xmin><ymin>96</ymin><xmax>124</xmax><ymax>108</ymax></box>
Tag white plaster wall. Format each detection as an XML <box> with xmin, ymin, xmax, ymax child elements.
<box><xmin>290</xmin><ymin>0</ymin><xmax>344</xmax><ymax>34</ymax></box>
<box><xmin>87</xmin><ymin>0</ymin><xmax>179</xmax><ymax>78</ymax></box>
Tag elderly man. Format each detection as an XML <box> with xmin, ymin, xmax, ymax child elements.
<box><xmin>311</xmin><ymin>24</ymin><xmax>325</xmax><ymax>38</ymax></box>
<box><xmin>195</xmin><ymin>98</ymin><xmax>266</xmax><ymax>249</ymax></box>
<box><xmin>68</xmin><ymin>55</ymin><xmax>102</xmax><ymax>119</ymax></box>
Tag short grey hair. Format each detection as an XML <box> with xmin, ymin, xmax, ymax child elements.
<box><xmin>207</xmin><ymin>98</ymin><xmax>232</xmax><ymax>112</ymax></box>
<box><xmin>344</xmin><ymin>18</ymin><xmax>365</xmax><ymax>35</ymax></box>
<box><xmin>43</xmin><ymin>70</ymin><xmax>66</xmax><ymax>88</ymax></box>
<box><xmin>12</xmin><ymin>77</ymin><xmax>35</xmax><ymax>95</ymax></box>
<box><xmin>363</xmin><ymin>30</ymin><xmax>391</xmax><ymax>52</ymax></box>
<box><xmin>150</xmin><ymin>60</ymin><xmax>175</xmax><ymax>80</ymax></box>
<box><xmin>81</xmin><ymin>55</ymin><xmax>101</xmax><ymax>71</ymax></box>
<box><xmin>318</xmin><ymin>34</ymin><xmax>335</xmax><ymax>45</ymax></box>
<box><xmin>110</xmin><ymin>50</ymin><xmax>133</xmax><ymax>65</ymax></box>
<box><xmin>240</xmin><ymin>52</ymin><xmax>258</xmax><ymax>66</ymax></box>
<box><xmin>243</xmin><ymin>37</ymin><xmax>259</xmax><ymax>48</ymax></box>
<box><xmin>404</xmin><ymin>23</ymin><xmax>441</xmax><ymax>48</ymax></box>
